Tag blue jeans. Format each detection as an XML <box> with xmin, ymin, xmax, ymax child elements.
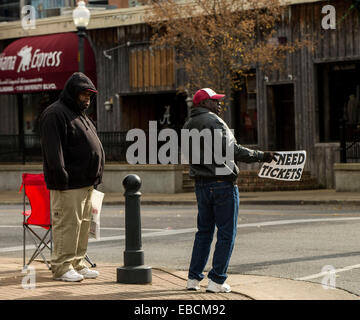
<box><xmin>188</xmin><ymin>180</ymin><xmax>240</xmax><ymax>284</ymax></box>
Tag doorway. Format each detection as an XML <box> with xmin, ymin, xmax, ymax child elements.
<box><xmin>267</xmin><ymin>84</ymin><xmax>295</xmax><ymax>151</ymax></box>
<box><xmin>317</xmin><ymin>62</ymin><xmax>360</xmax><ymax>142</ymax></box>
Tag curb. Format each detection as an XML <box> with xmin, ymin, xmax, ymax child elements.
<box><xmin>159</xmin><ymin>269</ymin><xmax>360</xmax><ymax>300</ymax></box>
<box><xmin>2</xmin><ymin>200</ymin><xmax>360</xmax><ymax>206</ymax></box>
<box><xmin>156</xmin><ymin>268</ymin><xmax>256</xmax><ymax>300</ymax></box>
<box><xmin>238</xmin><ymin>200</ymin><xmax>360</xmax><ymax>206</ymax></box>
<box><xmin>108</xmin><ymin>200</ymin><xmax>360</xmax><ymax>206</ymax></box>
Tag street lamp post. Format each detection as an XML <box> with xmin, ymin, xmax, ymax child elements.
<box><xmin>73</xmin><ymin>1</ymin><xmax>90</xmax><ymax>73</ymax></box>
<box><xmin>77</xmin><ymin>27</ymin><xmax>86</xmax><ymax>73</ymax></box>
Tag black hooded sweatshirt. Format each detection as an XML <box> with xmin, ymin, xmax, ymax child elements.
<box><xmin>39</xmin><ymin>72</ymin><xmax>105</xmax><ymax>190</ymax></box>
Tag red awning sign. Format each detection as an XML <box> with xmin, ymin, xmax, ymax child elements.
<box><xmin>0</xmin><ymin>32</ymin><xmax>96</xmax><ymax>94</ymax></box>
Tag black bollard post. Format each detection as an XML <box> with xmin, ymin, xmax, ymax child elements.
<box><xmin>117</xmin><ymin>174</ymin><xmax>152</xmax><ymax>284</ymax></box>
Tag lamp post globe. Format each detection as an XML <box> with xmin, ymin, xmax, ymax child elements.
<box><xmin>73</xmin><ymin>1</ymin><xmax>90</xmax><ymax>29</ymax></box>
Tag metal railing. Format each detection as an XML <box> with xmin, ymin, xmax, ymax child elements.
<box><xmin>3</xmin><ymin>127</ymin><xmax>359</xmax><ymax>164</ymax></box>
<box><xmin>98</xmin><ymin>131</ymin><xmax>177</xmax><ymax>163</ymax></box>
<box><xmin>0</xmin><ymin>131</ymin><xmax>169</xmax><ymax>163</ymax></box>
<box><xmin>98</xmin><ymin>131</ymin><xmax>130</xmax><ymax>162</ymax></box>
<box><xmin>340</xmin><ymin>120</ymin><xmax>360</xmax><ymax>163</ymax></box>
<box><xmin>0</xmin><ymin>134</ymin><xmax>42</xmax><ymax>162</ymax></box>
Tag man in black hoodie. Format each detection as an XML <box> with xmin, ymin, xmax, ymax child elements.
<box><xmin>39</xmin><ymin>72</ymin><xmax>105</xmax><ymax>282</ymax></box>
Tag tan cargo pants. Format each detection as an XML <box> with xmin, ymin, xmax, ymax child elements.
<box><xmin>50</xmin><ymin>186</ymin><xmax>94</xmax><ymax>278</ymax></box>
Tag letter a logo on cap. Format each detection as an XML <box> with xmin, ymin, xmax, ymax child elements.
<box><xmin>192</xmin><ymin>88</ymin><xmax>225</xmax><ymax>105</ymax></box>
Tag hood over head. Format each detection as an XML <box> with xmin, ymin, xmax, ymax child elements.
<box><xmin>59</xmin><ymin>72</ymin><xmax>97</xmax><ymax>112</ymax></box>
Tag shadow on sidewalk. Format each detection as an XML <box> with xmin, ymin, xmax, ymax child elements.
<box><xmin>0</xmin><ymin>261</ymin><xmax>250</xmax><ymax>300</ymax></box>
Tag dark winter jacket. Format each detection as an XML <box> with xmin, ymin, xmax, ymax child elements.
<box><xmin>39</xmin><ymin>72</ymin><xmax>105</xmax><ymax>190</ymax></box>
<box><xmin>183</xmin><ymin>107</ymin><xmax>264</xmax><ymax>182</ymax></box>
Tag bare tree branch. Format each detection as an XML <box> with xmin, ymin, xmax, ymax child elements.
<box><xmin>143</xmin><ymin>0</ymin><xmax>312</xmax><ymax>95</ymax></box>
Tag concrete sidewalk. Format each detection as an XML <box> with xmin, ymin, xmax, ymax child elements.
<box><xmin>1</xmin><ymin>188</ymin><xmax>360</xmax><ymax>206</ymax></box>
<box><xmin>0</xmin><ymin>257</ymin><xmax>358</xmax><ymax>300</ymax></box>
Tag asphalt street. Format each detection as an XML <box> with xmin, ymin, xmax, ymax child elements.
<box><xmin>1</xmin><ymin>203</ymin><xmax>360</xmax><ymax>296</ymax></box>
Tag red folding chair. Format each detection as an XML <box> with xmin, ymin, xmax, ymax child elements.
<box><xmin>20</xmin><ymin>173</ymin><xmax>96</xmax><ymax>270</ymax></box>
<box><xmin>20</xmin><ymin>173</ymin><xmax>52</xmax><ymax>270</ymax></box>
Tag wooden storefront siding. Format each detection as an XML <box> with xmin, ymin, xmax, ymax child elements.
<box><xmin>90</xmin><ymin>27</ymin><xmax>126</xmax><ymax>132</ymax></box>
<box><xmin>256</xmin><ymin>2</ymin><xmax>360</xmax><ymax>186</ymax></box>
<box><xmin>129</xmin><ymin>47</ymin><xmax>175</xmax><ymax>91</ymax></box>
<box><xmin>89</xmin><ymin>24</ymin><xmax>178</xmax><ymax>132</ymax></box>
<box><xmin>313</xmin><ymin>1</ymin><xmax>360</xmax><ymax>62</ymax></box>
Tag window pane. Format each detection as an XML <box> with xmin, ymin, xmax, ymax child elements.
<box><xmin>233</xmin><ymin>72</ymin><xmax>258</xmax><ymax>145</ymax></box>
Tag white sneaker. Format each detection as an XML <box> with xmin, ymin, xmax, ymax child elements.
<box><xmin>206</xmin><ymin>279</ymin><xmax>231</xmax><ymax>293</ymax></box>
<box><xmin>187</xmin><ymin>279</ymin><xmax>201</xmax><ymax>291</ymax></box>
<box><xmin>54</xmin><ymin>269</ymin><xmax>84</xmax><ymax>282</ymax></box>
<box><xmin>77</xmin><ymin>267</ymin><xmax>99</xmax><ymax>279</ymax></box>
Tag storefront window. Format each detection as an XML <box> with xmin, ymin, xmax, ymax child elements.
<box><xmin>317</xmin><ymin>62</ymin><xmax>360</xmax><ymax>142</ymax></box>
<box><xmin>22</xmin><ymin>91</ymin><xmax>59</xmax><ymax>135</ymax></box>
<box><xmin>22</xmin><ymin>91</ymin><xmax>98</xmax><ymax>135</ymax></box>
<box><xmin>29</xmin><ymin>0</ymin><xmax>68</xmax><ymax>19</ymax></box>
<box><xmin>0</xmin><ymin>0</ymin><xmax>19</xmax><ymax>22</ymax></box>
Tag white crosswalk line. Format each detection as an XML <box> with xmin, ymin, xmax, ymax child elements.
<box><xmin>296</xmin><ymin>264</ymin><xmax>360</xmax><ymax>281</ymax></box>
<box><xmin>1</xmin><ymin>216</ymin><xmax>360</xmax><ymax>253</ymax></box>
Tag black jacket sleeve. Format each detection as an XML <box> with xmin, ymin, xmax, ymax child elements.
<box><xmin>213</xmin><ymin>117</ymin><xmax>264</xmax><ymax>163</ymax></box>
<box><xmin>40</xmin><ymin>112</ymin><xmax>69</xmax><ymax>189</ymax></box>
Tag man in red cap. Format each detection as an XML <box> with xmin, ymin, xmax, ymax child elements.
<box><xmin>184</xmin><ymin>88</ymin><xmax>277</xmax><ymax>293</ymax></box>
<box><xmin>39</xmin><ymin>72</ymin><xmax>105</xmax><ymax>282</ymax></box>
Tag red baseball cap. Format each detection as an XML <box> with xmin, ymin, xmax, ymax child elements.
<box><xmin>193</xmin><ymin>88</ymin><xmax>225</xmax><ymax>105</ymax></box>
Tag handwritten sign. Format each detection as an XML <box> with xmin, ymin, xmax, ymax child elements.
<box><xmin>258</xmin><ymin>151</ymin><xmax>307</xmax><ymax>181</ymax></box>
